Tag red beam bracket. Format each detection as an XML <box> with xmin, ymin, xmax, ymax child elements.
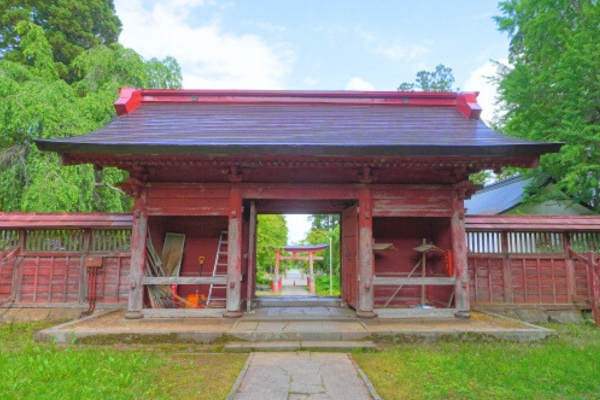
<box><xmin>114</xmin><ymin>87</ymin><xmax>142</xmax><ymax>116</ymax></box>
<box><xmin>456</xmin><ymin>92</ymin><xmax>482</xmax><ymax>120</ymax></box>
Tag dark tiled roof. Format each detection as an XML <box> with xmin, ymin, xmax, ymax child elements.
<box><xmin>35</xmin><ymin>89</ymin><xmax>562</xmax><ymax>158</ymax></box>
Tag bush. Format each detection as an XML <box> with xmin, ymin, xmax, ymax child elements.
<box><xmin>256</xmin><ymin>273</ymin><xmax>272</xmax><ymax>285</ymax></box>
<box><xmin>315</xmin><ymin>274</ymin><xmax>340</xmax><ymax>296</ymax></box>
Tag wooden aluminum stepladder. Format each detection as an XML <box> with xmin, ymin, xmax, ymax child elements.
<box><xmin>207</xmin><ymin>231</ymin><xmax>228</xmax><ymax>306</ymax></box>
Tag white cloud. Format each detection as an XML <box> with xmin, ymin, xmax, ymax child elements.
<box><xmin>345</xmin><ymin>77</ymin><xmax>375</xmax><ymax>91</ymax></box>
<box><xmin>463</xmin><ymin>59</ymin><xmax>507</xmax><ymax>124</ymax></box>
<box><xmin>114</xmin><ymin>0</ymin><xmax>295</xmax><ymax>89</ymax></box>
<box><xmin>375</xmin><ymin>44</ymin><xmax>428</xmax><ymax>61</ymax></box>
<box><xmin>355</xmin><ymin>27</ymin><xmax>428</xmax><ymax>62</ymax></box>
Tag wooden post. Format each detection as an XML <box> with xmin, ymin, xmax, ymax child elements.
<box><xmin>563</xmin><ymin>233</ymin><xmax>575</xmax><ymax>305</ymax></box>
<box><xmin>421</xmin><ymin>238</ymin><xmax>427</xmax><ymax>305</ymax></box>
<box><xmin>246</xmin><ymin>201</ymin><xmax>257</xmax><ymax>312</ymax></box>
<box><xmin>79</xmin><ymin>229</ymin><xmax>92</xmax><ymax>304</ymax></box>
<box><xmin>125</xmin><ymin>190</ymin><xmax>148</xmax><ymax>319</ymax></box>
<box><xmin>501</xmin><ymin>230</ymin><xmax>513</xmax><ymax>304</ymax></box>
<box><xmin>452</xmin><ymin>184</ymin><xmax>471</xmax><ymax>319</ymax></box>
<box><xmin>357</xmin><ymin>187</ymin><xmax>376</xmax><ymax>318</ymax></box>
<box><xmin>587</xmin><ymin>252</ymin><xmax>600</xmax><ymax>326</ymax></box>
<box><xmin>225</xmin><ymin>187</ymin><xmax>243</xmax><ymax>317</ymax></box>
<box><xmin>14</xmin><ymin>228</ymin><xmax>26</xmax><ymax>303</ymax></box>
<box><xmin>308</xmin><ymin>252</ymin><xmax>316</xmax><ymax>294</ymax></box>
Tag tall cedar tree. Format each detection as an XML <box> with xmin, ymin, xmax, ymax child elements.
<box><xmin>0</xmin><ymin>15</ymin><xmax>182</xmax><ymax>212</ymax></box>
<box><xmin>495</xmin><ymin>0</ymin><xmax>600</xmax><ymax>210</ymax></box>
<box><xmin>0</xmin><ymin>0</ymin><xmax>121</xmax><ymax>80</ymax></box>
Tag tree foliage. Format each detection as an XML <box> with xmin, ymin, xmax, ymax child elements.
<box><xmin>494</xmin><ymin>0</ymin><xmax>600</xmax><ymax>210</ymax></box>
<box><xmin>256</xmin><ymin>215</ymin><xmax>288</xmax><ymax>274</ymax></box>
<box><xmin>0</xmin><ymin>0</ymin><xmax>121</xmax><ymax>80</ymax></box>
<box><xmin>302</xmin><ymin>214</ymin><xmax>340</xmax><ymax>274</ymax></box>
<box><xmin>303</xmin><ymin>224</ymin><xmax>340</xmax><ymax>274</ymax></box>
<box><xmin>0</xmin><ymin>21</ymin><xmax>182</xmax><ymax>212</ymax></box>
<box><xmin>397</xmin><ymin>64</ymin><xmax>456</xmax><ymax>92</ymax></box>
<box><xmin>307</xmin><ymin>214</ymin><xmax>339</xmax><ymax>231</ymax></box>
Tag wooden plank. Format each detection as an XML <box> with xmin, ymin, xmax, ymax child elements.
<box><xmin>0</xmin><ymin>212</ymin><xmax>132</xmax><ymax>229</ymax></box>
<box><xmin>142</xmin><ymin>276</ymin><xmax>227</xmax><ymax>285</ymax></box>
<box><xmin>341</xmin><ymin>204</ymin><xmax>358</xmax><ymax>308</ymax></box>
<box><xmin>466</xmin><ymin>215</ymin><xmax>600</xmax><ymax>231</ymax></box>
<box><xmin>147</xmin><ymin>207</ymin><xmax>229</xmax><ymax>216</ymax></box>
<box><xmin>374</xmin><ymin>277</ymin><xmax>456</xmax><ymax>285</ymax></box>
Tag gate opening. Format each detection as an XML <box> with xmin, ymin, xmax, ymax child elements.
<box><xmin>254</xmin><ymin>212</ymin><xmax>342</xmax><ymax>305</ymax></box>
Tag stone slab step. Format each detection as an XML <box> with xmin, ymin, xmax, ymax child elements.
<box><xmin>254</xmin><ymin>296</ymin><xmax>343</xmax><ymax>308</ymax></box>
<box><xmin>224</xmin><ymin>340</ymin><xmax>376</xmax><ymax>353</ymax></box>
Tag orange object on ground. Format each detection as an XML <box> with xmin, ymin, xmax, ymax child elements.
<box><xmin>185</xmin><ymin>293</ymin><xmax>206</xmax><ymax>308</ymax></box>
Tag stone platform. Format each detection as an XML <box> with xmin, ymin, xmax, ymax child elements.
<box><xmin>35</xmin><ymin>306</ymin><xmax>554</xmax><ymax>344</ymax></box>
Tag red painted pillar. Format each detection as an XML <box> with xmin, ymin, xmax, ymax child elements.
<box><xmin>125</xmin><ymin>190</ymin><xmax>148</xmax><ymax>319</ymax></box>
<box><xmin>451</xmin><ymin>184</ymin><xmax>471</xmax><ymax>319</ymax></box>
<box><xmin>308</xmin><ymin>252</ymin><xmax>316</xmax><ymax>294</ymax></box>
<box><xmin>357</xmin><ymin>187</ymin><xmax>376</xmax><ymax>318</ymax></box>
<box><xmin>225</xmin><ymin>187</ymin><xmax>243</xmax><ymax>318</ymax></box>
<box><xmin>274</xmin><ymin>250</ymin><xmax>281</xmax><ymax>293</ymax></box>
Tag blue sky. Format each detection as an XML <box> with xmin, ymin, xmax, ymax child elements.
<box><xmin>113</xmin><ymin>0</ymin><xmax>510</xmax><ymax>243</ymax></box>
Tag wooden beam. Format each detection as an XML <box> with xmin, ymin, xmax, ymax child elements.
<box><xmin>142</xmin><ymin>277</ymin><xmax>227</xmax><ymax>285</ymax></box>
<box><xmin>279</xmin><ymin>256</ymin><xmax>324</xmax><ymax>261</ymax></box>
<box><xmin>466</xmin><ymin>215</ymin><xmax>600</xmax><ymax>232</ymax></box>
<box><xmin>357</xmin><ymin>187</ymin><xmax>375</xmax><ymax>318</ymax></box>
<box><xmin>125</xmin><ymin>190</ymin><xmax>148</xmax><ymax>319</ymax></box>
<box><xmin>242</xmin><ymin>185</ymin><xmax>359</xmax><ymax>200</ymax></box>
<box><xmin>225</xmin><ymin>187</ymin><xmax>243</xmax><ymax>317</ymax></box>
<box><xmin>374</xmin><ymin>277</ymin><xmax>456</xmax><ymax>285</ymax></box>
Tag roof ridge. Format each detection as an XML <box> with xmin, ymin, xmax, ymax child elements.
<box><xmin>114</xmin><ymin>88</ymin><xmax>482</xmax><ymax>119</ymax></box>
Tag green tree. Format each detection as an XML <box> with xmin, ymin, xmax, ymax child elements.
<box><xmin>494</xmin><ymin>0</ymin><xmax>600</xmax><ymax>210</ymax></box>
<box><xmin>0</xmin><ymin>0</ymin><xmax>121</xmax><ymax>79</ymax></box>
<box><xmin>397</xmin><ymin>64</ymin><xmax>456</xmax><ymax>91</ymax></box>
<box><xmin>0</xmin><ymin>21</ymin><xmax>182</xmax><ymax>212</ymax></box>
<box><xmin>256</xmin><ymin>215</ymin><xmax>288</xmax><ymax>275</ymax></box>
<box><xmin>307</xmin><ymin>214</ymin><xmax>339</xmax><ymax>231</ymax></box>
<box><xmin>303</xmin><ymin>225</ymin><xmax>340</xmax><ymax>275</ymax></box>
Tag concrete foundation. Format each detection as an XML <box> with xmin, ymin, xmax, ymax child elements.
<box><xmin>34</xmin><ymin>306</ymin><xmax>555</xmax><ymax>345</ymax></box>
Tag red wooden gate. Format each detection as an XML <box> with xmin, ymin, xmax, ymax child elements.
<box><xmin>341</xmin><ymin>205</ymin><xmax>359</xmax><ymax>308</ymax></box>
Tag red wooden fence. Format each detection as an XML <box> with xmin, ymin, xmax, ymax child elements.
<box><xmin>466</xmin><ymin>215</ymin><xmax>600</xmax><ymax>310</ymax></box>
<box><xmin>0</xmin><ymin>213</ymin><xmax>132</xmax><ymax>307</ymax></box>
<box><xmin>1</xmin><ymin>213</ymin><xmax>599</xmax><ymax>312</ymax></box>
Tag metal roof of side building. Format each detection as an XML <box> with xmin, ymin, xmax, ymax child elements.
<box><xmin>35</xmin><ymin>89</ymin><xmax>562</xmax><ymax>158</ymax></box>
<box><xmin>465</xmin><ymin>175</ymin><xmax>536</xmax><ymax>215</ymax></box>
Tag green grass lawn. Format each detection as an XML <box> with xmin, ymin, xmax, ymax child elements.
<box><xmin>0</xmin><ymin>321</ymin><xmax>246</xmax><ymax>400</ymax></box>
<box><xmin>354</xmin><ymin>323</ymin><xmax>600</xmax><ymax>400</ymax></box>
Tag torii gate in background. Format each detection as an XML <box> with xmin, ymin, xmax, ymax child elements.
<box><xmin>273</xmin><ymin>244</ymin><xmax>328</xmax><ymax>294</ymax></box>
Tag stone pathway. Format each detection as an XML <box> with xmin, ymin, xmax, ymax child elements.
<box><xmin>230</xmin><ymin>352</ymin><xmax>377</xmax><ymax>400</ymax></box>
